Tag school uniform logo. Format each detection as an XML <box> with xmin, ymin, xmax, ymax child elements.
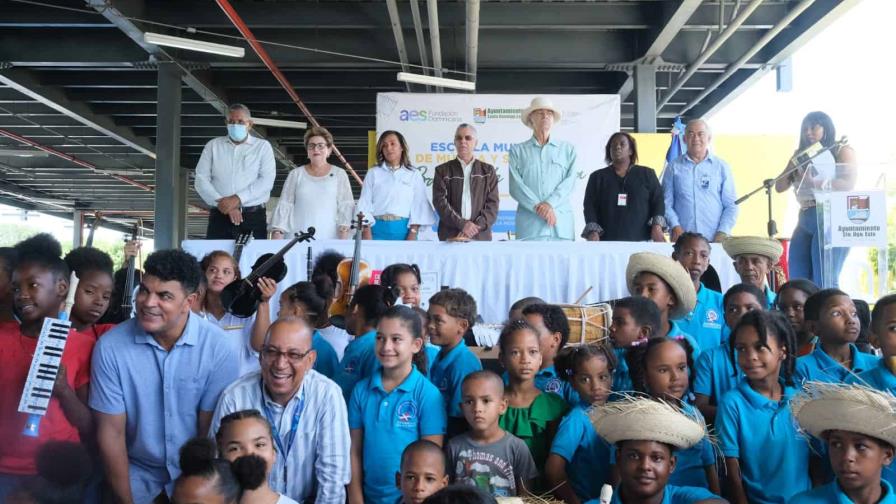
<box><xmin>343</xmin><ymin>359</ymin><xmax>358</xmax><ymax>374</ymax></box>
<box><xmin>397</xmin><ymin>400</ymin><xmax>418</xmax><ymax>427</ymax></box>
<box><xmin>544</xmin><ymin>378</ymin><xmax>562</xmax><ymax>393</ymax></box>
<box><xmin>704</xmin><ymin>309</ymin><xmax>722</xmax><ymax>329</ymax></box>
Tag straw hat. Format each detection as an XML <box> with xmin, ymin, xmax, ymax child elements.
<box><xmin>521</xmin><ymin>97</ymin><xmax>562</xmax><ymax>128</ymax></box>
<box><xmin>590</xmin><ymin>396</ymin><xmax>707</xmax><ymax>449</ymax></box>
<box><xmin>626</xmin><ymin>252</ymin><xmax>697</xmax><ymax>319</ymax></box>
<box><xmin>792</xmin><ymin>381</ymin><xmax>896</xmax><ymax>448</ymax></box>
<box><xmin>722</xmin><ymin>236</ymin><xmax>784</xmax><ymax>263</ymax></box>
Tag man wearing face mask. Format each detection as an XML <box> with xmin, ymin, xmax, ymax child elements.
<box><xmin>195</xmin><ymin>103</ymin><xmax>276</xmax><ymax>239</ymax></box>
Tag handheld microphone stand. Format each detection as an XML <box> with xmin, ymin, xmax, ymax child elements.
<box><xmin>734</xmin><ymin>137</ymin><xmax>847</xmax><ymax>239</ymax></box>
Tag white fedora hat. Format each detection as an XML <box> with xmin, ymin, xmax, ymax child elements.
<box><xmin>521</xmin><ymin>97</ymin><xmax>562</xmax><ymax>128</ymax></box>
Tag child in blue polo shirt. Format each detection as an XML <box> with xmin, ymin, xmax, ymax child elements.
<box><xmin>796</xmin><ymin>288</ymin><xmax>880</xmax><ymax>384</ymax></box>
<box><xmin>774</xmin><ymin>279</ymin><xmax>820</xmax><ymax>357</ymax></box>
<box><xmin>336</xmin><ymin>284</ymin><xmax>395</xmax><ymax>401</ymax></box>
<box><xmin>546</xmin><ymin>344</ymin><xmax>617</xmax><ymax>503</ymax></box>
<box><xmin>672</xmin><ymin>232</ymin><xmax>724</xmax><ymax>351</ymax></box>
<box><xmin>626</xmin><ymin>252</ymin><xmax>702</xmax><ymax>358</ymax></box>
<box><xmin>348</xmin><ymin>305</ymin><xmax>446</xmax><ymax>504</ymax></box>
<box><xmin>850</xmin><ymin>294</ymin><xmax>896</xmax><ymax>393</ymax></box>
<box><xmin>693</xmin><ymin>283</ymin><xmax>766</xmax><ymax>423</ymax></box>
<box><xmin>790</xmin><ymin>382</ymin><xmax>896</xmax><ymax>504</ymax></box>
<box><xmin>718</xmin><ymin>310</ymin><xmax>811</xmax><ymax>504</ymax></box>
<box><xmin>608</xmin><ymin>296</ymin><xmax>662</xmax><ymax>393</ymax></box>
<box><xmin>588</xmin><ymin>397</ymin><xmax>725</xmax><ymax>504</ymax></box>
<box><xmin>625</xmin><ymin>337</ymin><xmax>719</xmax><ymax>494</ymax></box>
<box><xmin>427</xmin><ymin>288</ymin><xmax>483</xmax><ymax>438</ymax></box>
<box><xmin>520</xmin><ymin>303</ymin><xmax>579</xmax><ymax>404</ymax></box>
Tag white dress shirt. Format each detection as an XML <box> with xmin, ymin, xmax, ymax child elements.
<box><xmin>195</xmin><ymin>135</ymin><xmax>276</xmax><ymax>208</ymax></box>
<box><xmin>459</xmin><ymin>157</ymin><xmax>474</xmax><ymax>220</ymax></box>
<box><xmin>210</xmin><ymin>370</ymin><xmax>351</xmax><ymax>504</ymax></box>
<box><xmin>355</xmin><ymin>163</ymin><xmax>436</xmax><ymax>227</ymax></box>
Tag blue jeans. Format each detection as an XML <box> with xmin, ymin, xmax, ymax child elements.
<box><xmin>789</xmin><ymin>208</ymin><xmax>848</xmax><ymax>287</ymax></box>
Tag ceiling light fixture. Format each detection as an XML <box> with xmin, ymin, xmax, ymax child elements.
<box><xmin>397</xmin><ymin>72</ymin><xmax>475</xmax><ymax>91</ymax></box>
<box><xmin>0</xmin><ymin>149</ymin><xmax>50</xmax><ymax>158</ymax></box>
<box><xmin>252</xmin><ymin>117</ymin><xmax>308</xmax><ymax>129</ymax></box>
<box><xmin>143</xmin><ymin>32</ymin><xmax>245</xmax><ymax>58</ymax></box>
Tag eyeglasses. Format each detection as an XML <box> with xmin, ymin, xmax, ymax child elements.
<box><xmin>261</xmin><ymin>346</ymin><xmax>313</xmax><ymax>364</ymax></box>
<box><xmin>307</xmin><ymin>142</ymin><xmax>329</xmax><ymax>151</ymax></box>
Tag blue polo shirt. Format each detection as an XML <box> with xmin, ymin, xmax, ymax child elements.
<box><xmin>667</xmin><ymin>323</ymin><xmax>702</xmax><ymax>360</ymax></box>
<box><xmin>693</xmin><ymin>341</ymin><xmax>742</xmax><ymax>404</ymax></box>
<box><xmin>612</xmin><ymin>348</ymin><xmax>633</xmax><ymax>394</ymax></box>
<box><xmin>550</xmin><ymin>405</ymin><xmax>612</xmax><ymax>500</ymax></box>
<box><xmin>311</xmin><ymin>330</ymin><xmax>339</xmax><ymax>379</ymax></box>
<box><xmin>669</xmin><ymin>402</ymin><xmax>715</xmax><ymax>488</ymax></box>
<box><xmin>765</xmin><ymin>285</ymin><xmax>777</xmax><ymax>309</ymax></box>
<box><xmin>790</xmin><ymin>479</ymin><xmax>896</xmax><ymax>504</ymax></box>
<box><xmin>673</xmin><ymin>283</ymin><xmax>724</xmax><ymax>351</ymax></box>
<box><xmin>424</xmin><ymin>342</ymin><xmax>440</xmax><ymax>378</ymax></box>
<box><xmin>348</xmin><ymin>367</ymin><xmax>446</xmax><ymax>504</ymax></box>
<box><xmin>583</xmin><ymin>484</ymin><xmax>720</xmax><ymax>504</ymax></box>
<box><xmin>716</xmin><ymin>380</ymin><xmax>811</xmax><ymax>504</ymax></box>
<box><xmin>335</xmin><ymin>330</ymin><xmax>378</xmax><ymax>402</ymax></box>
<box><xmin>795</xmin><ymin>343</ymin><xmax>880</xmax><ymax>385</ymax></box>
<box><xmin>89</xmin><ymin>314</ymin><xmax>240</xmax><ymax>503</ymax></box>
<box><xmin>502</xmin><ymin>366</ymin><xmax>581</xmax><ymax>406</ymax></box>
<box><xmin>429</xmin><ymin>340</ymin><xmax>482</xmax><ymax>417</ymax></box>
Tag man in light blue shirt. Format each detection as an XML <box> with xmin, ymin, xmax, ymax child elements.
<box><xmin>663</xmin><ymin>119</ymin><xmax>738</xmax><ymax>242</ymax></box>
<box><xmin>509</xmin><ymin>97</ymin><xmax>577</xmax><ymax>241</ymax></box>
<box><xmin>90</xmin><ymin>250</ymin><xmax>239</xmax><ymax>504</ymax></box>
<box><xmin>211</xmin><ymin>317</ymin><xmax>351</xmax><ymax>504</ymax></box>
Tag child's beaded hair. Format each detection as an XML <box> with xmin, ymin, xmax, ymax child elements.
<box><xmin>723</xmin><ymin>282</ymin><xmax>768</xmax><ymax>310</ymax></box>
<box><xmin>612</xmin><ymin>296</ymin><xmax>662</xmax><ymax>338</ymax></box>
<box><xmin>380</xmin><ymin>304</ymin><xmax>428</xmax><ymax>373</ymax></box>
<box><xmin>555</xmin><ymin>343</ymin><xmax>618</xmax><ymax>383</ymax></box>
<box><xmin>728</xmin><ymin>310</ymin><xmax>797</xmax><ymax>386</ymax></box>
<box><xmin>804</xmin><ymin>288</ymin><xmax>851</xmax><ymax>322</ymax></box>
<box><xmin>429</xmin><ymin>288</ymin><xmax>478</xmax><ymax>327</ymax></box>
<box><xmin>497</xmin><ymin>318</ymin><xmax>539</xmax><ymax>353</ymax></box>
<box><xmin>624</xmin><ymin>336</ymin><xmax>695</xmax><ymax>395</ymax></box>
<box><xmin>521</xmin><ymin>303</ymin><xmax>571</xmax><ymax>348</ymax></box>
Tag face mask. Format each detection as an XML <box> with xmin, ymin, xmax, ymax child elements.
<box><xmin>227</xmin><ymin>124</ymin><xmax>248</xmax><ymax>142</ymax></box>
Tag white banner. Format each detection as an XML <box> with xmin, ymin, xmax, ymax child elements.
<box><xmin>376</xmin><ymin>93</ymin><xmax>620</xmax><ymax>239</ymax></box>
<box><xmin>828</xmin><ymin>190</ymin><xmax>888</xmax><ymax>247</ymax></box>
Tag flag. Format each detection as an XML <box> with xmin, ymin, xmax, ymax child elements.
<box><xmin>665</xmin><ymin>116</ymin><xmax>686</xmax><ymax>164</ymax></box>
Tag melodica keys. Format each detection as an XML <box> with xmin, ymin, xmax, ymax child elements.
<box><xmin>18</xmin><ymin>317</ymin><xmax>71</xmax><ymax>416</ymax></box>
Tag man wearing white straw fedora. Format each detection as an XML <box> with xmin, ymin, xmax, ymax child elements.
<box><xmin>587</xmin><ymin>396</ymin><xmax>725</xmax><ymax>504</ymax></box>
<box><xmin>509</xmin><ymin>97</ymin><xmax>577</xmax><ymax>241</ymax></box>
<box><xmin>791</xmin><ymin>382</ymin><xmax>896</xmax><ymax>503</ymax></box>
<box><xmin>722</xmin><ymin>235</ymin><xmax>784</xmax><ymax>308</ymax></box>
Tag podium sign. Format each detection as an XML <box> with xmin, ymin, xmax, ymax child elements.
<box><xmin>828</xmin><ymin>190</ymin><xmax>888</xmax><ymax>247</ymax></box>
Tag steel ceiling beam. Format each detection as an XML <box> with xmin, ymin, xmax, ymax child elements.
<box><xmin>409</xmin><ymin>0</ymin><xmax>431</xmax><ymax>91</ymax></box>
<box><xmin>385</xmin><ymin>0</ymin><xmax>413</xmax><ymax>92</ymax></box>
<box><xmin>466</xmin><ymin>0</ymin><xmax>481</xmax><ymax>81</ymax></box>
<box><xmin>0</xmin><ymin>67</ymin><xmax>156</xmax><ymax>158</ymax></box>
<box><xmin>427</xmin><ymin>0</ymin><xmax>444</xmax><ymax>83</ymax></box>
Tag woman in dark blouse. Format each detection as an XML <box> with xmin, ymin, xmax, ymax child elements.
<box><xmin>582</xmin><ymin>132</ymin><xmax>666</xmax><ymax>242</ymax></box>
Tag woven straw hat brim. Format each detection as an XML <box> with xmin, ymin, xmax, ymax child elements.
<box><xmin>722</xmin><ymin>236</ymin><xmax>784</xmax><ymax>264</ymax></box>
<box><xmin>793</xmin><ymin>382</ymin><xmax>896</xmax><ymax>448</ymax></box>
<box><xmin>521</xmin><ymin>97</ymin><xmax>562</xmax><ymax>127</ymax></box>
<box><xmin>626</xmin><ymin>252</ymin><xmax>697</xmax><ymax>319</ymax></box>
<box><xmin>590</xmin><ymin>396</ymin><xmax>707</xmax><ymax>450</ymax></box>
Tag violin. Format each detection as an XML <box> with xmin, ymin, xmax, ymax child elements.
<box><xmin>329</xmin><ymin>213</ymin><xmax>371</xmax><ymax>317</ymax></box>
<box><xmin>221</xmin><ymin>228</ymin><xmax>316</xmax><ymax>318</ymax></box>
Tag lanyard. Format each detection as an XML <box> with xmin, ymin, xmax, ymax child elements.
<box><xmin>260</xmin><ymin>382</ymin><xmax>305</xmax><ymax>484</ymax></box>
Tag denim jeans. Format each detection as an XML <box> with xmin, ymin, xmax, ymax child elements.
<box><xmin>789</xmin><ymin>207</ymin><xmax>848</xmax><ymax>287</ymax></box>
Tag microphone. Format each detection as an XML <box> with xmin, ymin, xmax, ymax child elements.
<box><xmin>600</xmin><ymin>484</ymin><xmax>613</xmax><ymax>504</ymax></box>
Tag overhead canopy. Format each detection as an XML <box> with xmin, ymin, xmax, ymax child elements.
<box><xmin>0</xmin><ymin>0</ymin><xmax>859</xmax><ymax>237</ymax></box>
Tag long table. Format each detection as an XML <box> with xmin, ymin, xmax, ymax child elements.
<box><xmin>182</xmin><ymin>239</ymin><xmax>738</xmax><ymax>324</ymax></box>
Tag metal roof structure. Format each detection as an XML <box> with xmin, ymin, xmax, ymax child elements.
<box><xmin>0</xmin><ymin>0</ymin><xmax>860</xmax><ymax>238</ymax></box>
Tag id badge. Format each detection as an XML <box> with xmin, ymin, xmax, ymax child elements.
<box><xmin>700</xmin><ymin>174</ymin><xmax>711</xmax><ymax>190</ymax></box>
<box><xmin>617</xmin><ymin>193</ymin><xmax>628</xmax><ymax>206</ymax></box>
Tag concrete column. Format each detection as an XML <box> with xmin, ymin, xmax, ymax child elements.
<box><xmin>154</xmin><ymin>62</ymin><xmax>185</xmax><ymax>249</ymax></box>
<box><xmin>634</xmin><ymin>64</ymin><xmax>657</xmax><ymax>133</ymax></box>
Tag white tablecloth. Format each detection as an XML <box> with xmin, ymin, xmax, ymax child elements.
<box><xmin>182</xmin><ymin>239</ymin><xmax>738</xmax><ymax>324</ymax></box>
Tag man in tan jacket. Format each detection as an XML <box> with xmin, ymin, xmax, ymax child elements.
<box><xmin>432</xmin><ymin>123</ymin><xmax>500</xmax><ymax>241</ymax></box>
